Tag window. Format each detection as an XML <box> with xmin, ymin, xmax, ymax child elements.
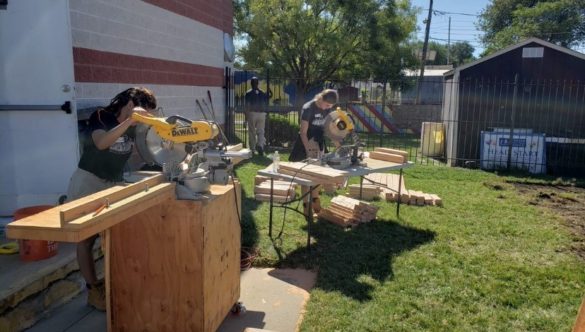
<box><xmin>522</xmin><ymin>47</ymin><xmax>544</xmax><ymax>58</ymax></box>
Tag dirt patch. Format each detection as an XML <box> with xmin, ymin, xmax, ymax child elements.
<box><xmin>514</xmin><ymin>183</ymin><xmax>585</xmax><ymax>261</ymax></box>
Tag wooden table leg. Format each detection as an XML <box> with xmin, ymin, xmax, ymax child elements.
<box><xmin>105</xmin><ymin>228</ymin><xmax>112</xmax><ymax>332</ymax></box>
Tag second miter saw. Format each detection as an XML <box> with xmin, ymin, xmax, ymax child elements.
<box><xmin>132</xmin><ymin>112</ymin><xmax>251</xmax><ymax>196</ymax></box>
<box><xmin>321</xmin><ymin>107</ymin><xmax>365</xmax><ymax>169</ymax></box>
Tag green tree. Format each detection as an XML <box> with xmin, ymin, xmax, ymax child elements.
<box><xmin>409</xmin><ymin>41</ymin><xmax>475</xmax><ymax>67</ymax></box>
<box><xmin>233</xmin><ymin>0</ymin><xmax>417</xmax><ymax>104</ymax></box>
<box><xmin>449</xmin><ymin>41</ymin><xmax>475</xmax><ymax>66</ymax></box>
<box><xmin>478</xmin><ymin>0</ymin><xmax>585</xmax><ymax>55</ymax></box>
<box><xmin>412</xmin><ymin>41</ymin><xmax>448</xmax><ymax>65</ymax></box>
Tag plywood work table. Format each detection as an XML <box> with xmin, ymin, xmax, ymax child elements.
<box><xmin>257</xmin><ymin>156</ymin><xmax>413</xmax><ymax>250</ymax></box>
<box><xmin>6</xmin><ymin>173</ymin><xmax>241</xmax><ymax>332</ymax></box>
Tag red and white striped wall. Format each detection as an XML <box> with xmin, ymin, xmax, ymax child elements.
<box><xmin>70</xmin><ymin>0</ymin><xmax>233</xmax><ymax>122</ymax></box>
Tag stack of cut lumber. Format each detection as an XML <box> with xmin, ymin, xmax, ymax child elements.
<box><xmin>367</xmin><ymin>147</ymin><xmax>409</xmax><ymax>164</ymax></box>
<box><xmin>347</xmin><ymin>184</ymin><xmax>381</xmax><ymax>201</ymax></box>
<box><xmin>318</xmin><ymin>195</ymin><xmax>379</xmax><ymax>227</ymax></box>
<box><xmin>254</xmin><ymin>175</ymin><xmax>297</xmax><ymax>203</ymax></box>
<box><xmin>364</xmin><ymin>173</ymin><xmax>408</xmax><ymax>203</ymax></box>
<box><xmin>363</xmin><ymin>173</ymin><xmax>443</xmax><ymax>206</ymax></box>
<box><xmin>277</xmin><ymin>162</ymin><xmax>348</xmax><ymax>185</ymax></box>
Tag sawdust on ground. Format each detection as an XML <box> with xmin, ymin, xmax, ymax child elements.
<box><xmin>514</xmin><ymin>183</ymin><xmax>585</xmax><ymax>261</ymax></box>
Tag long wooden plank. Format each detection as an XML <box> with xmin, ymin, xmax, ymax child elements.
<box><xmin>59</xmin><ymin>174</ymin><xmax>165</xmax><ymax>225</ymax></box>
<box><xmin>373</xmin><ymin>147</ymin><xmax>409</xmax><ymax>162</ymax></box>
<box><xmin>278</xmin><ymin>168</ymin><xmax>343</xmax><ymax>185</ymax></box>
<box><xmin>6</xmin><ymin>183</ymin><xmax>175</xmax><ymax>242</ymax></box>
<box><xmin>279</xmin><ymin>162</ymin><xmax>348</xmax><ymax>180</ymax></box>
<box><xmin>369</xmin><ymin>151</ymin><xmax>405</xmax><ymax>164</ymax></box>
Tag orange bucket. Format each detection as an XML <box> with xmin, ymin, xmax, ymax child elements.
<box><xmin>14</xmin><ymin>205</ymin><xmax>59</xmax><ymax>262</ymax></box>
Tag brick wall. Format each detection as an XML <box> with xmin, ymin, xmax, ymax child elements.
<box><xmin>69</xmin><ymin>0</ymin><xmax>231</xmax><ymax>122</ymax></box>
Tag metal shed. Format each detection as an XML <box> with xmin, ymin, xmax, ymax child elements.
<box><xmin>442</xmin><ymin>38</ymin><xmax>585</xmax><ymax>175</ymax></box>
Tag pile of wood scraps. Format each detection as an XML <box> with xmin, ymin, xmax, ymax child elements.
<box><xmin>360</xmin><ymin>173</ymin><xmax>443</xmax><ymax>206</ymax></box>
<box><xmin>254</xmin><ymin>175</ymin><xmax>297</xmax><ymax>203</ymax></box>
<box><xmin>318</xmin><ymin>195</ymin><xmax>379</xmax><ymax>227</ymax></box>
<box><xmin>347</xmin><ymin>184</ymin><xmax>381</xmax><ymax>201</ymax></box>
<box><xmin>277</xmin><ymin>162</ymin><xmax>348</xmax><ymax>186</ymax></box>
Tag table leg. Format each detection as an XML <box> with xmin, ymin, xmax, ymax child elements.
<box><xmin>307</xmin><ymin>186</ymin><xmax>313</xmax><ymax>251</ymax></box>
<box><xmin>359</xmin><ymin>176</ymin><xmax>364</xmax><ymax>200</ymax></box>
<box><xmin>269</xmin><ymin>177</ymin><xmax>274</xmax><ymax>237</ymax></box>
<box><xmin>397</xmin><ymin>168</ymin><xmax>403</xmax><ymax>217</ymax></box>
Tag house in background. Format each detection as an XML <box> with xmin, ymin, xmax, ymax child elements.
<box><xmin>442</xmin><ymin>38</ymin><xmax>585</xmax><ymax>175</ymax></box>
<box><xmin>0</xmin><ymin>0</ymin><xmax>234</xmax><ymax>215</ymax></box>
<box><xmin>402</xmin><ymin>65</ymin><xmax>452</xmax><ymax>105</ymax></box>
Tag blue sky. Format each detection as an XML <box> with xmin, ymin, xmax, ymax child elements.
<box><xmin>410</xmin><ymin>0</ymin><xmax>490</xmax><ymax>58</ymax></box>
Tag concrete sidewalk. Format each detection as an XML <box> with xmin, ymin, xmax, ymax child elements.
<box><xmin>26</xmin><ymin>268</ymin><xmax>316</xmax><ymax>332</ymax></box>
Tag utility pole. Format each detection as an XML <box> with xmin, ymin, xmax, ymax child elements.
<box><xmin>447</xmin><ymin>16</ymin><xmax>451</xmax><ymax>65</ymax></box>
<box><xmin>416</xmin><ymin>0</ymin><xmax>433</xmax><ymax>104</ymax></box>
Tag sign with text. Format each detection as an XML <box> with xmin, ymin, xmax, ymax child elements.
<box><xmin>480</xmin><ymin>131</ymin><xmax>546</xmax><ymax>174</ymax></box>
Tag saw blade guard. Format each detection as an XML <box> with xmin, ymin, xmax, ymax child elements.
<box><xmin>135</xmin><ymin>123</ymin><xmax>189</xmax><ymax>167</ymax></box>
<box><xmin>324</xmin><ymin>108</ymin><xmax>354</xmax><ymax>142</ymax></box>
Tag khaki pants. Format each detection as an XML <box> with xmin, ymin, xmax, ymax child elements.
<box><xmin>247</xmin><ymin>111</ymin><xmax>266</xmax><ymax>149</ymax></box>
<box><xmin>67</xmin><ymin>168</ymin><xmax>119</xmax><ymax>201</ymax></box>
<box><xmin>66</xmin><ymin>168</ymin><xmax>122</xmax><ymax>271</ymax></box>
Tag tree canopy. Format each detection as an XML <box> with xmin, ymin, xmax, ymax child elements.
<box><xmin>411</xmin><ymin>41</ymin><xmax>475</xmax><ymax>67</ymax></box>
<box><xmin>478</xmin><ymin>0</ymin><xmax>585</xmax><ymax>55</ymax></box>
<box><xmin>233</xmin><ymin>0</ymin><xmax>418</xmax><ymax>102</ymax></box>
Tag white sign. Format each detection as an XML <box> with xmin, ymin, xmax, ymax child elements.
<box><xmin>480</xmin><ymin>131</ymin><xmax>546</xmax><ymax>174</ymax></box>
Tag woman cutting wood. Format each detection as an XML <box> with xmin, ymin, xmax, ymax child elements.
<box><xmin>66</xmin><ymin>87</ymin><xmax>157</xmax><ymax>311</ymax></box>
<box><xmin>290</xmin><ymin>89</ymin><xmax>341</xmax><ymax>215</ymax></box>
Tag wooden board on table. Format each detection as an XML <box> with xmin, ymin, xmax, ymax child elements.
<box><xmin>373</xmin><ymin>147</ymin><xmax>409</xmax><ymax>162</ymax></box>
<box><xmin>6</xmin><ymin>181</ymin><xmax>175</xmax><ymax>242</ymax></box>
<box><xmin>368</xmin><ymin>151</ymin><xmax>405</xmax><ymax>164</ymax></box>
<box><xmin>227</xmin><ymin>143</ymin><xmax>246</xmax><ymax>165</ymax></box>
<box><xmin>59</xmin><ymin>174</ymin><xmax>166</xmax><ymax>225</ymax></box>
<box><xmin>278</xmin><ymin>162</ymin><xmax>348</xmax><ymax>182</ymax></box>
<box><xmin>278</xmin><ymin>168</ymin><xmax>344</xmax><ymax>185</ymax></box>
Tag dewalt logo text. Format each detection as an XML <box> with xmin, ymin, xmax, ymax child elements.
<box><xmin>172</xmin><ymin>127</ymin><xmax>198</xmax><ymax>137</ymax></box>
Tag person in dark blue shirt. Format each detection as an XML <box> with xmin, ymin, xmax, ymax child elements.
<box><xmin>245</xmin><ymin>77</ymin><xmax>271</xmax><ymax>156</ymax></box>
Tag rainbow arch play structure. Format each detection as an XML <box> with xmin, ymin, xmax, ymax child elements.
<box><xmin>346</xmin><ymin>103</ymin><xmax>418</xmax><ymax>134</ymax></box>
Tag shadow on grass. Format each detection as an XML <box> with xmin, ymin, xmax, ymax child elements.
<box><xmin>237</xmin><ymin>154</ymin><xmax>273</xmax><ymax>248</ymax></box>
<box><xmin>275</xmin><ymin>219</ymin><xmax>435</xmax><ymax>302</ymax></box>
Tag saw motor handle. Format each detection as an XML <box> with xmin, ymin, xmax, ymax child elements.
<box><xmin>131</xmin><ymin>112</ymin><xmax>220</xmax><ymax>143</ymax></box>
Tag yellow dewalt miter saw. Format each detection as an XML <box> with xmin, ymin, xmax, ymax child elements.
<box><xmin>322</xmin><ymin>107</ymin><xmax>365</xmax><ymax>169</ymax></box>
<box><xmin>132</xmin><ymin>113</ymin><xmax>219</xmax><ymax>143</ymax></box>
<box><xmin>132</xmin><ymin>112</ymin><xmax>251</xmax><ymax>195</ymax></box>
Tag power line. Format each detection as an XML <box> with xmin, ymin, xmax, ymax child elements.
<box><xmin>421</xmin><ymin>8</ymin><xmax>480</xmax><ymax>17</ymax></box>
<box><xmin>434</xmin><ymin>10</ymin><xmax>479</xmax><ymax>17</ymax></box>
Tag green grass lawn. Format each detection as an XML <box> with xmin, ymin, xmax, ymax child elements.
<box><xmin>234</xmin><ymin>153</ymin><xmax>585</xmax><ymax>331</ymax></box>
